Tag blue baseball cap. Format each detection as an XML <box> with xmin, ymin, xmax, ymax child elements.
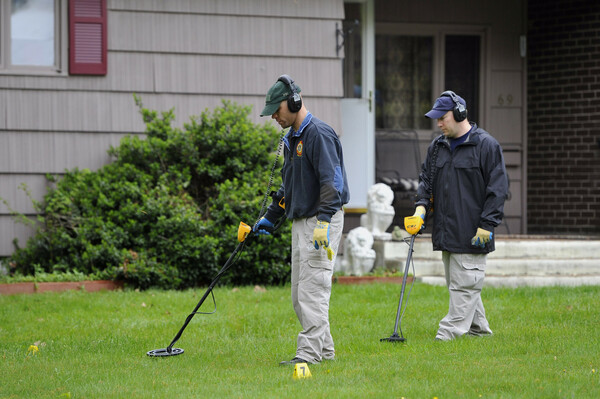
<box><xmin>425</xmin><ymin>93</ymin><xmax>466</xmax><ymax>119</ymax></box>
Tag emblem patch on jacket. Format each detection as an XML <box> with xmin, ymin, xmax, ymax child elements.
<box><xmin>296</xmin><ymin>141</ymin><xmax>303</xmax><ymax>157</ymax></box>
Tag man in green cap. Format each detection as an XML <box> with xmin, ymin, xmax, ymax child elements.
<box><xmin>254</xmin><ymin>75</ymin><xmax>350</xmax><ymax>365</ymax></box>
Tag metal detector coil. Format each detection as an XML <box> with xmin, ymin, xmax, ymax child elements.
<box><xmin>147</xmin><ymin>347</ymin><xmax>184</xmax><ymax>357</ymax></box>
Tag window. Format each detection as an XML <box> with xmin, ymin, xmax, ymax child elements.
<box><xmin>375</xmin><ymin>35</ymin><xmax>433</xmax><ymax>129</ymax></box>
<box><xmin>11</xmin><ymin>0</ymin><xmax>55</xmax><ymax>66</ymax></box>
<box><xmin>1</xmin><ymin>0</ymin><xmax>63</xmax><ymax>73</ymax></box>
<box><xmin>371</xmin><ymin>24</ymin><xmax>484</xmax><ymax>131</ymax></box>
<box><xmin>1</xmin><ymin>0</ymin><xmax>107</xmax><ymax>75</ymax></box>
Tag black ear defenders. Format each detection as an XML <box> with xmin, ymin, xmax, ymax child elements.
<box><xmin>277</xmin><ymin>74</ymin><xmax>302</xmax><ymax>113</ymax></box>
<box><xmin>441</xmin><ymin>90</ymin><xmax>467</xmax><ymax>122</ymax></box>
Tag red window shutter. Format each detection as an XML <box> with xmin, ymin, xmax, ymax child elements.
<box><xmin>69</xmin><ymin>0</ymin><xmax>107</xmax><ymax>75</ymax></box>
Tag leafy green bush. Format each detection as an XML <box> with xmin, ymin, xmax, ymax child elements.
<box><xmin>6</xmin><ymin>99</ymin><xmax>291</xmax><ymax>289</ymax></box>
<box><xmin>0</xmin><ymin>266</ymin><xmax>109</xmax><ymax>284</ymax></box>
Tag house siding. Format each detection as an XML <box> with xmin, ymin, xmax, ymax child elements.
<box><xmin>0</xmin><ymin>0</ymin><xmax>345</xmax><ymax>256</ymax></box>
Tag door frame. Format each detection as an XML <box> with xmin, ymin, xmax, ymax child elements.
<box><xmin>341</xmin><ymin>0</ymin><xmax>375</xmax><ymax>210</ymax></box>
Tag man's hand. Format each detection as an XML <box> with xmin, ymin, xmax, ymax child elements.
<box><xmin>313</xmin><ymin>220</ymin><xmax>334</xmax><ymax>260</ymax></box>
<box><xmin>414</xmin><ymin>205</ymin><xmax>426</xmax><ymax>220</ymax></box>
<box><xmin>253</xmin><ymin>217</ymin><xmax>275</xmax><ymax>235</ymax></box>
<box><xmin>471</xmin><ymin>227</ymin><xmax>492</xmax><ymax>248</ymax></box>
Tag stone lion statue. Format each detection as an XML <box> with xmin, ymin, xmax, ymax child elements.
<box><xmin>360</xmin><ymin>183</ymin><xmax>395</xmax><ymax>239</ymax></box>
<box><xmin>339</xmin><ymin>226</ymin><xmax>376</xmax><ymax>276</ymax></box>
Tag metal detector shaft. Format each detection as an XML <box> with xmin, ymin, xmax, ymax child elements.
<box><xmin>164</xmin><ymin>237</ymin><xmax>250</xmax><ymax>353</ymax></box>
<box><xmin>391</xmin><ymin>234</ymin><xmax>415</xmax><ymax>334</ymax></box>
<box><xmin>381</xmin><ymin>234</ymin><xmax>416</xmax><ymax>342</ymax></box>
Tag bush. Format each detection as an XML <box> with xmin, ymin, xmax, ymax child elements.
<box><xmin>7</xmin><ymin>99</ymin><xmax>291</xmax><ymax>289</ymax></box>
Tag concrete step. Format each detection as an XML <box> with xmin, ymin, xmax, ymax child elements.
<box><xmin>492</xmin><ymin>238</ymin><xmax>600</xmax><ymax>259</ymax></box>
<box><xmin>388</xmin><ymin>236</ymin><xmax>600</xmax><ymax>258</ymax></box>
<box><xmin>341</xmin><ymin>234</ymin><xmax>600</xmax><ymax>287</ymax></box>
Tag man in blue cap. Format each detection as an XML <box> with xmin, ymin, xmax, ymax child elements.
<box><xmin>408</xmin><ymin>91</ymin><xmax>509</xmax><ymax>340</ymax></box>
<box><xmin>254</xmin><ymin>75</ymin><xmax>350</xmax><ymax>364</ymax></box>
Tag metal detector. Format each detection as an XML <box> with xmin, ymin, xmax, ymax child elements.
<box><xmin>380</xmin><ymin>215</ymin><xmax>424</xmax><ymax>343</ymax></box>
<box><xmin>147</xmin><ymin>131</ymin><xmax>286</xmax><ymax>357</ymax></box>
<box><xmin>146</xmin><ymin>222</ymin><xmax>254</xmax><ymax>357</ymax></box>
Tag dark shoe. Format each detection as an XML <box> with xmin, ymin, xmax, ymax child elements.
<box><xmin>279</xmin><ymin>357</ymin><xmax>309</xmax><ymax>366</ymax></box>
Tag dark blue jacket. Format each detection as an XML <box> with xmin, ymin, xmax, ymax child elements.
<box><xmin>265</xmin><ymin>113</ymin><xmax>349</xmax><ymax>223</ymax></box>
<box><xmin>415</xmin><ymin>124</ymin><xmax>508</xmax><ymax>253</ymax></box>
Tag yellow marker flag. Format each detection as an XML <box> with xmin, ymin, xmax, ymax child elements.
<box><xmin>27</xmin><ymin>345</ymin><xmax>39</xmax><ymax>356</ymax></box>
<box><xmin>292</xmin><ymin>363</ymin><xmax>312</xmax><ymax>379</ymax></box>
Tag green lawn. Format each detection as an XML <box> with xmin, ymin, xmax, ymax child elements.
<box><xmin>1</xmin><ymin>283</ymin><xmax>598</xmax><ymax>398</ymax></box>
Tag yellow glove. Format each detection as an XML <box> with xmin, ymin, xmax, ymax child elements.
<box><xmin>471</xmin><ymin>227</ymin><xmax>493</xmax><ymax>248</ymax></box>
<box><xmin>414</xmin><ymin>206</ymin><xmax>426</xmax><ymax>220</ymax></box>
<box><xmin>404</xmin><ymin>206</ymin><xmax>426</xmax><ymax>235</ymax></box>
<box><xmin>313</xmin><ymin>220</ymin><xmax>334</xmax><ymax>261</ymax></box>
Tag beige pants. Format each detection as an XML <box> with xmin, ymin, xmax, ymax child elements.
<box><xmin>436</xmin><ymin>252</ymin><xmax>493</xmax><ymax>340</ymax></box>
<box><xmin>291</xmin><ymin>210</ymin><xmax>344</xmax><ymax>363</ymax></box>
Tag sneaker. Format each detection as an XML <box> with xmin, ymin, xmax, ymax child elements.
<box><xmin>279</xmin><ymin>357</ymin><xmax>309</xmax><ymax>366</ymax></box>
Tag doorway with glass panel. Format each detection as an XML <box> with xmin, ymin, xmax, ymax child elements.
<box><xmin>342</xmin><ymin>0</ymin><xmax>486</xmax><ymax>225</ymax></box>
<box><xmin>375</xmin><ymin>24</ymin><xmax>483</xmax><ymax>225</ymax></box>
<box><xmin>342</xmin><ymin>4</ymin><xmax>484</xmax><ymax>228</ymax></box>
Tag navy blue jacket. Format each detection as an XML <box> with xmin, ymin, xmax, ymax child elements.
<box><xmin>415</xmin><ymin>124</ymin><xmax>508</xmax><ymax>253</ymax></box>
<box><xmin>265</xmin><ymin>113</ymin><xmax>349</xmax><ymax>223</ymax></box>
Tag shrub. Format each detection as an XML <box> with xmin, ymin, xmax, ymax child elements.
<box><xmin>7</xmin><ymin>100</ymin><xmax>291</xmax><ymax>289</ymax></box>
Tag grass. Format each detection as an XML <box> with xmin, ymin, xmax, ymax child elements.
<box><xmin>1</xmin><ymin>282</ymin><xmax>599</xmax><ymax>398</ymax></box>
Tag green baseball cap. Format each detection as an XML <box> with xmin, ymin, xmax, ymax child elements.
<box><xmin>260</xmin><ymin>80</ymin><xmax>301</xmax><ymax>116</ymax></box>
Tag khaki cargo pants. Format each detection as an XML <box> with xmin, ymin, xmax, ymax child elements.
<box><xmin>436</xmin><ymin>252</ymin><xmax>493</xmax><ymax>341</ymax></box>
<box><xmin>291</xmin><ymin>210</ymin><xmax>344</xmax><ymax>363</ymax></box>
